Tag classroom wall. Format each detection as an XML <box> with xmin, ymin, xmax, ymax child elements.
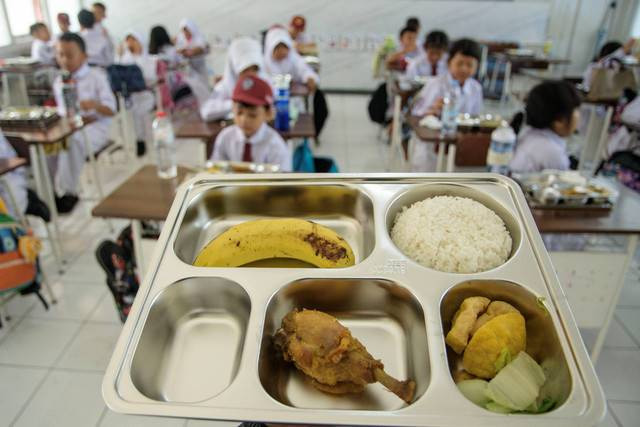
<box><xmin>80</xmin><ymin>0</ymin><xmax>638</xmax><ymax>89</ymax></box>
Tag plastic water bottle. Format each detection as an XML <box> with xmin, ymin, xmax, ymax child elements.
<box><xmin>486</xmin><ymin>121</ymin><xmax>517</xmax><ymax>175</ymax></box>
<box><xmin>273</xmin><ymin>74</ymin><xmax>291</xmax><ymax>132</ymax></box>
<box><xmin>440</xmin><ymin>90</ymin><xmax>459</xmax><ymax>138</ymax></box>
<box><xmin>61</xmin><ymin>71</ymin><xmax>81</xmax><ymax>124</ymax></box>
<box><xmin>152</xmin><ymin>111</ymin><xmax>177</xmax><ymax>179</ymax></box>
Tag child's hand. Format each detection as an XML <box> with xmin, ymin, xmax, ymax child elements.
<box><xmin>430</xmin><ymin>97</ymin><xmax>445</xmax><ymax>115</ymax></box>
<box><xmin>79</xmin><ymin>99</ymin><xmax>98</xmax><ymax>110</ymax></box>
<box><xmin>306</xmin><ymin>78</ymin><xmax>316</xmax><ymax>92</ymax></box>
<box><xmin>624</xmin><ymin>38</ymin><xmax>636</xmax><ymax>54</ymax></box>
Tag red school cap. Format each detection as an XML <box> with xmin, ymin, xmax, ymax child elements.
<box><xmin>290</xmin><ymin>15</ymin><xmax>306</xmax><ymax>30</ymax></box>
<box><xmin>232</xmin><ymin>75</ymin><xmax>274</xmax><ymax>107</ymax></box>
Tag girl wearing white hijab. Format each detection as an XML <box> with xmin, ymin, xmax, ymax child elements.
<box><xmin>117</xmin><ymin>30</ymin><xmax>157</xmax><ymax>154</ymax></box>
<box><xmin>263</xmin><ymin>27</ymin><xmax>318</xmax><ymax>91</ymax></box>
<box><xmin>176</xmin><ymin>18</ymin><xmax>209</xmax><ymax>83</ymax></box>
<box><xmin>200</xmin><ymin>37</ymin><xmax>269</xmax><ymax>121</ymax></box>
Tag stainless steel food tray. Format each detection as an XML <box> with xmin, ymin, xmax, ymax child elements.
<box><xmin>102</xmin><ymin>173</ymin><xmax>605</xmax><ymax>426</ymax></box>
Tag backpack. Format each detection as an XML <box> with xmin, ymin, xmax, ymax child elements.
<box><xmin>602</xmin><ymin>150</ymin><xmax>640</xmax><ymax>192</ymax></box>
<box><xmin>106</xmin><ymin>64</ymin><xmax>147</xmax><ymax>98</ymax></box>
<box><xmin>95</xmin><ymin>225</ymin><xmax>140</xmax><ymax>322</ymax></box>
<box><xmin>368</xmin><ymin>83</ymin><xmax>389</xmax><ymax>124</ymax></box>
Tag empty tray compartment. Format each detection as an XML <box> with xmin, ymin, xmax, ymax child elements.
<box><xmin>174</xmin><ymin>184</ymin><xmax>375</xmax><ymax>266</ymax></box>
<box><xmin>441</xmin><ymin>279</ymin><xmax>572</xmax><ymax>412</ymax></box>
<box><xmin>131</xmin><ymin>278</ymin><xmax>250</xmax><ymax>403</ymax></box>
<box><xmin>258</xmin><ymin>278</ymin><xmax>429</xmax><ymax>410</ymax></box>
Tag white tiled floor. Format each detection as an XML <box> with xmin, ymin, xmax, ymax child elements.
<box><xmin>0</xmin><ymin>94</ymin><xmax>639</xmax><ymax>426</ymax></box>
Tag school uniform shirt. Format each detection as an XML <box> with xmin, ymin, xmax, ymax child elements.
<box><xmin>30</xmin><ymin>39</ymin><xmax>55</xmax><ymax>65</ymax></box>
<box><xmin>264</xmin><ymin>27</ymin><xmax>319</xmax><ymax>85</ymax></box>
<box><xmin>176</xmin><ymin>19</ymin><xmax>209</xmax><ymax>81</ymax></box>
<box><xmin>156</xmin><ymin>45</ymin><xmax>183</xmax><ymax>67</ymax></box>
<box><xmin>80</xmin><ymin>27</ymin><xmax>114</xmax><ymax>67</ymax></box>
<box><xmin>211</xmin><ymin>123</ymin><xmax>292</xmax><ymax>172</ymax></box>
<box><xmin>53</xmin><ymin>62</ymin><xmax>116</xmax><ymax>193</ymax></box>
<box><xmin>94</xmin><ymin>21</ymin><xmax>115</xmax><ymax>53</ymax></box>
<box><xmin>405</xmin><ymin>52</ymin><xmax>448</xmax><ymax>80</ymax></box>
<box><xmin>0</xmin><ymin>131</ymin><xmax>27</xmax><ymax>216</ymax></box>
<box><xmin>582</xmin><ymin>47</ymin><xmax>625</xmax><ymax>92</ymax></box>
<box><xmin>509</xmin><ymin>127</ymin><xmax>570</xmax><ymax>173</ymax></box>
<box><xmin>200</xmin><ymin>37</ymin><xmax>268</xmax><ymax>121</ymax></box>
<box><xmin>411</xmin><ymin>73</ymin><xmax>483</xmax><ymax>117</ymax></box>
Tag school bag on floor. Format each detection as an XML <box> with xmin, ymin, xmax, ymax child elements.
<box><xmin>95</xmin><ymin>225</ymin><xmax>140</xmax><ymax>322</ymax></box>
<box><xmin>0</xmin><ymin>197</ymin><xmax>48</xmax><ymax>322</ymax></box>
<box><xmin>293</xmin><ymin>140</ymin><xmax>338</xmax><ymax>172</ymax></box>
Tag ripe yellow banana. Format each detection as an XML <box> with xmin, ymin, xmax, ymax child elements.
<box><xmin>193</xmin><ymin>218</ymin><xmax>356</xmax><ymax>268</ymax></box>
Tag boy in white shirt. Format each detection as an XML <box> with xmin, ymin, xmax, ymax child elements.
<box><xmin>52</xmin><ymin>32</ymin><xmax>116</xmax><ymax>212</ymax></box>
<box><xmin>78</xmin><ymin>9</ymin><xmax>113</xmax><ymax>67</ymax></box>
<box><xmin>211</xmin><ymin>75</ymin><xmax>291</xmax><ymax>172</ymax></box>
<box><xmin>410</xmin><ymin>38</ymin><xmax>484</xmax><ymax>171</ymax></box>
<box><xmin>91</xmin><ymin>2</ymin><xmax>115</xmax><ymax>55</ymax></box>
<box><xmin>405</xmin><ymin>30</ymin><xmax>449</xmax><ymax>81</ymax></box>
<box><xmin>30</xmin><ymin>23</ymin><xmax>55</xmax><ymax>65</ymax></box>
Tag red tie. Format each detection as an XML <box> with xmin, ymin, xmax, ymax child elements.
<box><xmin>431</xmin><ymin>62</ymin><xmax>437</xmax><ymax>76</ymax></box>
<box><xmin>242</xmin><ymin>141</ymin><xmax>252</xmax><ymax>162</ymax></box>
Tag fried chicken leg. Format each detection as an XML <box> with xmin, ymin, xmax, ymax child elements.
<box><xmin>274</xmin><ymin>309</ymin><xmax>416</xmax><ymax>403</ymax></box>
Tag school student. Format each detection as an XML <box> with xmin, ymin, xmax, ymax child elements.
<box><xmin>148</xmin><ymin>25</ymin><xmax>182</xmax><ymax>66</ymax></box>
<box><xmin>52</xmin><ymin>32</ymin><xmax>116</xmax><ymax>212</ymax></box>
<box><xmin>405</xmin><ymin>30</ymin><xmax>449</xmax><ymax>80</ymax></box>
<box><xmin>288</xmin><ymin>15</ymin><xmax>314</xmax><ymax>53</ymax></box>
<box><xmin>211</xmin><ymin>75</ymin><xmax>291</xmax><ymax>171</ymax></box>
<box><xmin>30</xmin><ymin>23</ymin><xmax>55</xmax><ymax>65</ymax></box>
<box><xmin>117</xmin><ymin>30</ymin><xmax>158</xmax><ymax>155</ymax></box>
<box><xmin>386</xmin><ymin>26</ymin><xmax>420</xmax><ymax>71</ymax></box>
<box><xmin>410</xmin><ymin>38</ymin><xmax>484</xmax><ymax>171</ymax></box>
<box><xmin>405</xmin><ymin>16</ymin><xmax>420</xmax><ymax>33</ymax></box>
<box><xmin>582</xmin><ymin>39</ymin><xmax>635</xmax><ymax>92</ymax></box>
<box><xmin>91</xmin><ymin>2</ymin><xmax>115</xmax><ymax>55</ymax></box>
<box><xmin>176</xmin><ymin>19</ymin><xmax>209</xmax><ymax>83</ymax></box>
<box><xmin>200</xmin><ymin>37</ymin><xmax>267</xmax><ymax>121</ymax></box>
<box><xmin>57</xmin><ymin>13</ymin><xmax>70</xmax><ymax>35</ymax></box>
<box><xmin>78</xmin><ymin>9</ymin><xmax>114</xmax><ymax>67</ymax></box>
<box><xmin>509</xmin><ymin>80</ymin><xmax>581</xmax><ymax>173</ymax></box>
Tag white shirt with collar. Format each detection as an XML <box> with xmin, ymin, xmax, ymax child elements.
<box><xmin>211</xmin><ymin>123</ymin><xmax>291</xmax><ymax>172</ymax></box>
<box><xmin>80</xmin><ymin>27</ymin><xmax>114</xmax><ymax>66</ymax></box>
<box><xmin>264</xmin><ymin>28</ymin><xmax>319</xmax><ymax>85</ymax></box>
<box><xmin>405</xmin><ymin>52</ymin><xmax>448</xmax><ymax>80</ymax></box>
<box><xmin>31</xmin><ymin>39</ymin><xmax>55</xmax><ymax>65</ymax></box>
<box><xmin>509</xmin><ymin>127</ymin><xmax>570</xmax><ymax>173</ymax></box>
<box><xmin>411</xmin><ymin>72</ymin><xmax>483</xmax><ymax>117</ymax></box>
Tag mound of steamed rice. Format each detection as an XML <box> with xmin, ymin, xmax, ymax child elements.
<box><xmin>391</xmin><ymin>196</ymin><xmax>512</xmax><ymax>273</ymax></box>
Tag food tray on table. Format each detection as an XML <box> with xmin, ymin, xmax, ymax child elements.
<box><xmin>205</xmin><ymin>160</ymin><xmax>281</xmax><ymax>174</ymax></box>
<box><xmin>514</xmin><ymin>170</ymin><xmax>619</xmax><ymax>210</ymax></box>
<box><xmin>0</xmin><ymin>107</ymin><xmax>60</xmax><ymax>129</ymax></box>
<box><xmin>102</xmin><ymin>173</ymin><xmax>605</xmax><ymax>426</ymax></box>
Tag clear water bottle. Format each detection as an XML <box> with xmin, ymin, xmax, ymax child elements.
<box><xmin>61</xmin><ymin>71</ymin><xmax>81</xmax><ymax>124</ymax></box>
<box><xmin>152</xmin><ymin>111</ymin><xmax>177</xmax><ymax>179</ymax></box>
<box><xmin>440</xmin><ymin>90</ymin><xmax>459</xmax><ymax>138</ymax></box>
<box><xmin>486</xmin><ymin>121</ymin><xmax>517</xmax><ymax>175</ymax></box>
<box><xmin>273</xmin><ymin>74</ymin><xmax>291</xmax><ymax>132</ymax></box>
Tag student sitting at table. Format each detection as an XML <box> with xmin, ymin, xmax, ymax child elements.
<box><xmin>385</xmin><ymin>26</ymin><xmax>420</xmax><ymax>71</ymax></box>
<box><xmin>176</xmin><ymin>19</ymin><xmax>210</xmax><ymax>84</ymax></box>
<box><xmin>582</xmin><ymin>39</ymin><xmax>635</xmax><ymax>92</ymax></box>
<box><xmin>409</xmin><ymin>38</ymin><xmax>483</xmax><ymax>171</ymax></box>
<box><xmin>509</xmin><ymin>80</ymin><xmax>581</xmax><ymax>173</ymax></box>
<box><xmin>0</xmin><ymin>131</ymin><xmax>50</xmax><ymax>220</ymax></box>
<box><xmin>56</xmin><ymin>13</ymin><xmax>70</xmax><ymax>36</ymax></box>
<box><xmin>52</xmin><ymin>32</ymin><xmax>116</xmax><ymax>213</ymax></box>
<box><xmin>288</xmin><ymin>15</ymin><xmax>315</xmax><ymax>54</ymax></box>
<box><xmin>30</xmin><ymin>23</ymin><xmax>55</xmax><ymax>66</ymax></box>
<box><xmin>78</xmin><ymin>9</ymin><xmax>114</xmax><ymax>67</ymax></box>
<box><xmin>405</xmin><ymin>30</ymin><xmax>449</xmax><ymax>81</ymax></box>
<box><xmin>200</xmin><ymin>37</ymin><xmax>268</xmax><ymax>121</ymax></box>
<box><xmin>211</xmin><ymin>75</ymin><xmax>291</xmax><ymax>172</ymax></box>
<box><xmin>264</xmin><ymin>27</ymin><xmax>328</xmax><ymax>136</ymax></box>
<box><xmin>405</xmin><ymin>16</ymin><xmax>421</xmax><ymax>33</ymax></box>
<box><xmin>117</xmin><ymin>30</ymin><xmax>158</xmax><ymax>156</ymax></box>
<box><xmin>149</xmin><ymin>25</ymin><xmax>182</xmax><ymax>66</ymax></box>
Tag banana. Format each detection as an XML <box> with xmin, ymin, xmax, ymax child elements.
<box><xmin>193</xmin><ymin>218</ymin><xmax>356</xmax><ymax>268</ymax></box>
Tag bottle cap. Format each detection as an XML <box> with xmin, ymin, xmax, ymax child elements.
<box><xmin>156</xmin><ymin>111</ymin><xmax>167</xmax><ymax>118</ymax></box>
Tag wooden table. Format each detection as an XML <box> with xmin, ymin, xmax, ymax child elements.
<box><xmin>493</xmin><ymin>53</ymin><xmax>570</xmax><ymax>72</ymax></box>
<box><xmin>175</xmin><ymin>113</ymin><xmax>316</xmax><ymax>159</ymax></box>
<box><xmin>530</xmin><ymin>180</ymin><xmax>640</xmax><ymax>361</ymax></box>
<box><xmin>92</xmin><ymin>165</ymin><xmax>194</xmax><ymax>277</ymax></box>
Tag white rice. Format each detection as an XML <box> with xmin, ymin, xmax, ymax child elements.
<box><xmin>391</xmin><ymin>196</ymin><xmax>512</xmax><ymax>273</ymax></box>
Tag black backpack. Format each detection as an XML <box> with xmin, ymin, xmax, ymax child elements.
<box><xmin>106</xmin><ymin>64</ymin><xmax>147</xmax><ymax>98</ymax></box>
<box><xmin>368</xmin><ymin>82</ymin><xmax>389</xmax><ymax>124</ymax></box>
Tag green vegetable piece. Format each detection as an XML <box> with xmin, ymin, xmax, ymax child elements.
<box><xmin>494</xmin><ymin>348</ymin><xmax>512</xmax><ymax>373</ymax></box>
<box><xmin>486</xmin><ymin>401</ymin><xmax>514</xmax><ymax>414</ymax></box>
<box><xmin>457</xmin><ymin>379</ymin><xmax>491</xmax><ymax>407</ymax></box>
<box><xmin>536</xmin><ymin>397</ymin><xmax>556</xmax><ymax>413</ymax></box>
<box><xmin>486</xmin><ymin>351</ymin><xmax>546</xmax><ymax>411</ymax></box>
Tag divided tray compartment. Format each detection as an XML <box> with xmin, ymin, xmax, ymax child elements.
<box><xmin>103</xmin><ymin>174</ymin><xmax>605</xmax><ymax>427</ymax></box>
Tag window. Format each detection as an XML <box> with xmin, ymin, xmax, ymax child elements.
<box><xmin>632</xmin><ymin>4</ymin><xmax>640</xmax><ymax>38</ymax></box>
<box><xmin>4</xmin><ymin>0</ymin><xmax>41</xmax><ymax>37</ymax></box>
<box><xmin>47</xmin><ymin>0</ymin><xmax>80</xmax><ymax>34</ymax></box>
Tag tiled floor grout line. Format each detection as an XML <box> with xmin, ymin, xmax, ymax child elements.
<box><xmin>608</xmin><ymin>402</ymin><xmax>624</xmax><ymax>427</ymax></box>
<box><xmin>608</xmin><ymin>399</ymin><xmax>640</xmax><ymax>405</ymax></box>
<box><xmin>613</xmin><ymin>313</ymin><xmax>640</xmax><ymax>349</ymax></box>
<box><xmin>94</xmin><ymin>406</ymin><xmax>109</xmax><ymax>427</ymax></box>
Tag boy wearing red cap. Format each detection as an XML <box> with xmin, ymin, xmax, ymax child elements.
<box><xmin>288</xmin><ymin>15</ymin><xmax>315</xmax><ymax>54</ymax></box>
<box><xmin>211</xmin><ymin>75</ymin><xmax>291</xmax><ymax>171</ymax></box>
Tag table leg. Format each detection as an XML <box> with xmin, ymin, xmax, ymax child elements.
<box><xmin>590</xmin><ymin>234</ymin><xmax>638</xmax><ymax>363</ymax></box>
<box><xmin>31</xmin><ymin>144</ymin><xmax>65</xmax><ymax>270</ymax></box>
<box><xmin>446</xmin><ymin>144</ymin><xmax>456</xmax><ymax>172</ymax></box>
<box><xmin>131</xmin><ymin>219</ymin><xmax>145</xmax><ymax>281</ymax></box>
<box><xmin>81</xmin><ymin>129</ymin><xmax>104</xmax><ymax>200</ymax></box>
<box><xmin>578</xmin><ymin>105</ymin><xmax>597</xmax><ymax>170</ymax></box>
<box><xmin>436</xmin><ymin>142</ymin><xmax>446</xmax><ymax>172</ymax></box>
